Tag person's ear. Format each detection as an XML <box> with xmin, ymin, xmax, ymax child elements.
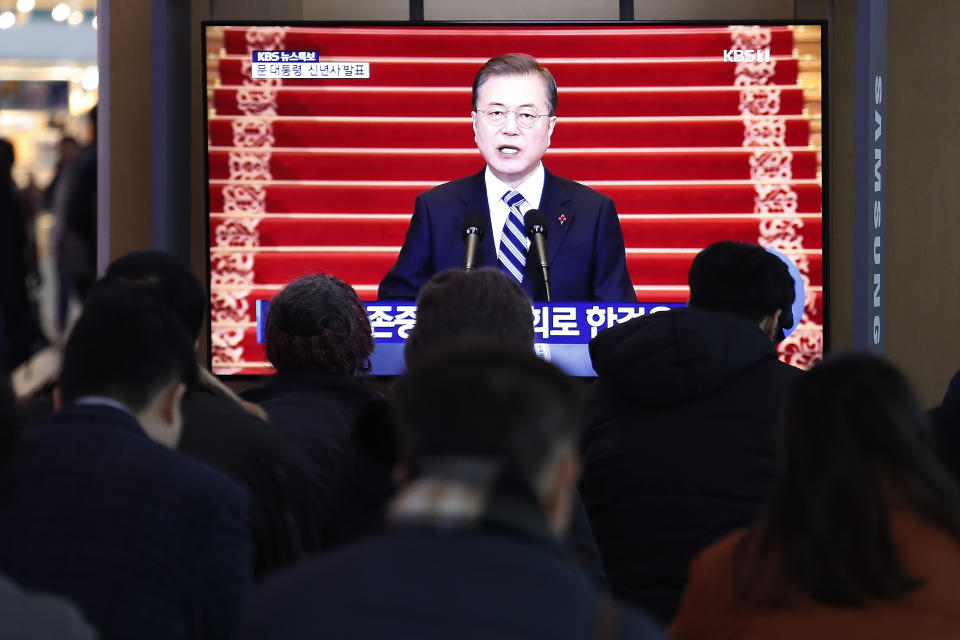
<box><xmin>472</xmin><ymin>111</ymin><xmax>479</xmax><ymax>142</ymax></box>
<box><xmin>392</xmin><ymin>462</ymin><xmax>410</xmax><ymax>487</ymax></box>
<box><xmin>546</xmin><ymin>115</ymin><xmax>557</xmax><ymax>148</ymax></box>
<box><xmin>159</xmin><ymin>381</ymin><xmax>186</xmax><ymax>427</ymax></box>
<box><xmin>542</xmin><ymin>453</ymin><xmax>580</xmax><ymax>535</ymax></box>
<box><xmin>759</xmin><ymin>309</ymin><xmax>782</xmax><ymax>341</ymax></box>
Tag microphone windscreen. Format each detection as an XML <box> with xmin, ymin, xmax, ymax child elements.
<box><xmin>463</xmin><ymin>209</ymin><xmax>486</xmax><ymax>238</ymax></box>
<box><xmin>524</xmin><ymin>209</ymin><xmax>547</xmax><ymax>237</ymax></box>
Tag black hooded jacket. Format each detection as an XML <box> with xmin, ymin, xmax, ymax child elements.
<box><xmin>578</xmin><ymin>307</ymin><xmax>802</xmax><ymax>623</ymax></box>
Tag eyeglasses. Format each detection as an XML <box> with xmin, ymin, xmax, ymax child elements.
<box><xmin>475</xmin><ymin>107</ymin><xmax>552</xmax><ymax>129</ymax></box>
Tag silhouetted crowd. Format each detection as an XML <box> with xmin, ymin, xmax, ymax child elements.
<box><xmin>3</xmin><ymin>241</ymin><xmax>960</xmax><ymax>639</ymax></box>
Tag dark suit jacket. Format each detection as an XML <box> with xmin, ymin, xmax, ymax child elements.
<box><xmin>179</xmin><ymin>386</ymin><xmax>320</xmax><ymax>578</ymax></box>
<box><xmin>239</xmin><ymin>479</ymin><xmax>666</xmax><ymax>640</ymax></box>
<box><xmin>0</xmin><ymin>403</ymin><xmax>253</xmax><ymax>640</ymax></box>
<box><xmin>378</xmin><ymin>169</ymin><xmax>637</xmax><ymax>302</ymax></box>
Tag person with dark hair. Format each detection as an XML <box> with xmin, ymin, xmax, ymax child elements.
<box><xmin>0</xmin><ymin>282</ymin><xmax>253</xmax><ymax>640</ymax></box>
<box><xmin>378</xmin><ymin>53</ymin><xmax>635</xmax><ymax>303</ymax></box>
<box><xmin>396</xmin><ymin>267</ymin><xmax>607</xmax><ymax>587</ymax></box>
<box><xmin>102</xmin><ymin>250</ymin><xmax>322</xmax><ymax>577</ymax></box>
<box><xmin>55</xmin><ymin>105</ymin><xmax>98</xmax><ymax>329</ymax></box>
<box><xmin>403</xmin><ymin>267</ymin><xmax>535</xmax><ymax>367</ymax></box>
<box><xmin>671</xmin><ymin>353</ymin><xmax>960</xmax><ymax>639</ymax></box>
<box><xmin>240</xmin><ymin>343</ymin><xmax>666</xmax><ymax>640</ymax></box>
<box><xmin>0</xmin><ymin>137</ymin><xmax>46</xmax><ymax>370</ymax></box>
<box><xmin>243</xmin><ymin>273</ymin><xmax>387</xmax><ymax>547</ymax></box>
<box><xmin>578</xmin><ymin>240</ymin><xmax>803</xmax><ymax>623</ymax></box>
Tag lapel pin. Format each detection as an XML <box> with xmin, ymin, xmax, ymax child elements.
<box><xmin>558</xmin><ymin>214</ymin><xmax>567</xmax><ymax>227</ymax></box>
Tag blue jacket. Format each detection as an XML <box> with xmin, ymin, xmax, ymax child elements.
<box><xmin>378</xmin><ymin>169</ymin><xmax>637</xmax><ymax>302</ymax></box>
<box><xmin>0</xmin><ymin>403</ymin><xmax>253</xmax><ymax>640</ymax></box>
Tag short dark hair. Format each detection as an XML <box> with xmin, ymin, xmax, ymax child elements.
<box><xmin>104</xmin><ymin>250</ymin><xmax>207</xmax><ymax>341</ymax></box>
<box><xmin>393</xmin><ymin>342</ymin><xmax>580</xmax><ymax>490</ymax></box>
<box><xmin>265</xmin><ymin>274</ymin><xmax>373</xmax><ymax>374</ymax></box>
<box><xmin>688</xmin><ymin>241</ymin><xmax>796</xmax><ymax>330</ymax></box>
<box><xmin>472</xmin><ymin>53</ymin><xmax>558</xmax><ymax>116</ymax></box>
<box><xmin>59</xmin><ymin>281</ymin><xmax>198</xmax><ymax>413</ymax></box>
<box><xmin>404</xmin><ymin>268</ymin><xmax>533</xmax><ymax>368</ymax></box>
<box><xmin>735</xmin><ymin>353</ymin><xmax>960</xmax><ymax>606</ymax></box>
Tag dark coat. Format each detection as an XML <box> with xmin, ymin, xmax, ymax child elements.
<box><xmin>579</xmin><ymin>308</ymin><xmax>802</xmax><ymax>623</ymax></box>
<box><xmin>377</xmin><ymin>169</ymin><xmax>637</xmax><ymax>302</ymax></box>
<box><xmin>239</xmin><ymin>479</ymin><xmax>666</xmax><ymax>640</ymax></box>
<box><xmin>178</xmin><ymin>385</ymin><xmax>321</xmax><ymax>578</ymax></box>
<box><xmin>0</xmin><ymin>403</ymin><xmax>253</xmax><ymax>640</ymax></box>
<box><xmin>928</xmin><ymin>369</ymin><xmax>960</xmax><ymax>480</ymax></box>
<box><xmin>242</xmin><ymin>369</ymin><xmax>393</xmax><ymax>548</ymax></box>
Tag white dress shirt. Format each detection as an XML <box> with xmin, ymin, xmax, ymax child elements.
<box><xmin>484</xmin><ymin>163</ymin><xmax>545</xmax><ymax>263</ymax></box>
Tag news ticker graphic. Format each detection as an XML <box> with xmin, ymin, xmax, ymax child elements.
<box><xmin>250</xmin><ymin>51</ymin><xmax>369</xmax><ymax>79</ymax></box>
<box><xmin>255</xmin><ymin>300</ymin><xmax>683</xmax><ymax>376</ymax></box>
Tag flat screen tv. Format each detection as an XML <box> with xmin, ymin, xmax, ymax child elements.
<box><xmin>202</xmin><ymin>21</ymin><xmax>826</xmax><ymax>377</ymax></box>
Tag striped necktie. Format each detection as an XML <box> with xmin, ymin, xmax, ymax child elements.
<box><xmin>498</xmin><ymin>190</ymin><xmax>531</xmax><ymax>284</ymax></box>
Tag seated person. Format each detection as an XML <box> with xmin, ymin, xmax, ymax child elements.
<box><xmin>579</xmin><ymin>240</ymin><xmax>802</xmax><ymax>622</ymax></box>
<box><xmin>0</xmin><ymin>282</ymin><xmax>252</xmax><ymax>640</ymax></box>
<box><xmin>103</xmin><ymin>250</ymin><xmax>319</xmax><ymax>575</ymax></box>
<box><xmin>242</xmin><ymin>273</ymin><xmax>389</xmax><ymax>547</ymax></box>
<box><xmin>402</xmin><ymin>267</ymin><xmax>607</xmax><ymax>587</ymax></box>
<box><xmin>671</xmin><ymin>354</ymin><xmax>960</xmax><ymax>640</ymax></box>
<box><xmin>240</xmin><ymin>343</ymin><xmax>667</xmax><ymax>640</ymax></box>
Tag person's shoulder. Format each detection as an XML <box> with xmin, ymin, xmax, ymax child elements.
<box><xmin>419</xmin><ymin>170</ymin><xmax>485</xmax><ymax>200</ymax></box>
<box><xmin>545</xmin><ymin>169</ymin><xmax>611</xmax><ymax>202</ymax></box>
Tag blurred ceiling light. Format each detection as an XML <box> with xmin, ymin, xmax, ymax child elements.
<box><xmin>91</xmin><ymin>15</ymin><xmax>96</xmax><ymax>29</ymax></box>
<box><xmin>80</xmin><ymin>66</ymin><xmax>98</xmax><ymax>91</ymax></box>
<box><xmin>51</xmin><ymin>3</ymin><xmax>70</xmax><ymax>21</ymax></box>
<box><xmin>16</xmin><ymin>0</ymin><xmax>35</xmax><ymax>12</ymax></box>
<box><xmin>66</xmin><ymin>9</ymin><xmax>83</xmax><ymax>25</ymax></box>
<box><xmin>0</xmin><ymin>11</ymin><xmax>15</xmax><ymax>29</ymax></box>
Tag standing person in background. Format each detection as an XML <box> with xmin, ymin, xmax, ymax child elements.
<box><xmin>378</xmin><ymin>53</ymin><xmax>635</xmax><ymax>303</ymax></box>
<box><xmin>56</xmin><ymin>106</ymin><xmax>97</xmax><ymax>330</ymax></box>
<box><xmin>43</xmin><ymin>135</ymin><xmax>78</xmax><ymax>212</ymax></box>
<box><xmin>671</xmin><ymin>354</ymin><xmax>960</xmax><ymax>640</ymax></box>
<box><xmin>0</xmin><ymin>138</ymin><xmax>46</xmax><ymax>370</ymax></box>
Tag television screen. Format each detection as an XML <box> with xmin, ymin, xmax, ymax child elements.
<box><xmin>203</xmin><ymin>22</ymin><xmax>825</xmax><ymax>376</ymax></box>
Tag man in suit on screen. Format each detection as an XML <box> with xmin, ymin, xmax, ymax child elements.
<box><xmin>378</xmin><ymin>53</ymin><xmax>636</xmax><ymax>303</ymax></box>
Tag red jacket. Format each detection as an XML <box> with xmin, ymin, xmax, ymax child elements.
<box><xmin>670</xmin><ymin>510</ymin><xmax>960</xmax><ymax>640</ymax></box>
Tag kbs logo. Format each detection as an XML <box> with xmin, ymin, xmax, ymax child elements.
<box><xmin>254</xmin><ymin>51</ymin><xmax>280</xmax><ymax>62</ymax></box>
<box><xmin>721</xmin><ymin>49</ymin><xmax>771</xmax><ymax>63</ymax></box>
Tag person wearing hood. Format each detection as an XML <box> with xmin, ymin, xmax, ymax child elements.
<box><xmin>578</xmin><ymin>240</ymin><xmax>803</xmax><ymax>624</ymax></box>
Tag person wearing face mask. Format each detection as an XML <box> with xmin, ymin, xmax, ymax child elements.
<box><xmin>378</xmin><ymin>53</ymin><xmax>636</xmax><ymax>303</ymax></box>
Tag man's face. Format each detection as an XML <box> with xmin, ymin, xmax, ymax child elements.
<box><xmin>473</xmin><ymin>73</ymin><xmax>556</xmax><ymax>188</ymax></box>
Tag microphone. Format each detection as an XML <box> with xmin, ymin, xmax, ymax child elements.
<box><xmin>524</xmin><ymin>209</ymin><xmax>552</xmax><ymax>302</ymax></box>
<box><xmin>462</xmin><ymin>209</ymin><xmax>486</xmax><ymax>271</ymax></box>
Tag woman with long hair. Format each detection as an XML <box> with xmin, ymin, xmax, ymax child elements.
<box><xmin>670</xmin><ymin>353</ymin><xmax>960</xmax><ymax>639</ymax></box>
